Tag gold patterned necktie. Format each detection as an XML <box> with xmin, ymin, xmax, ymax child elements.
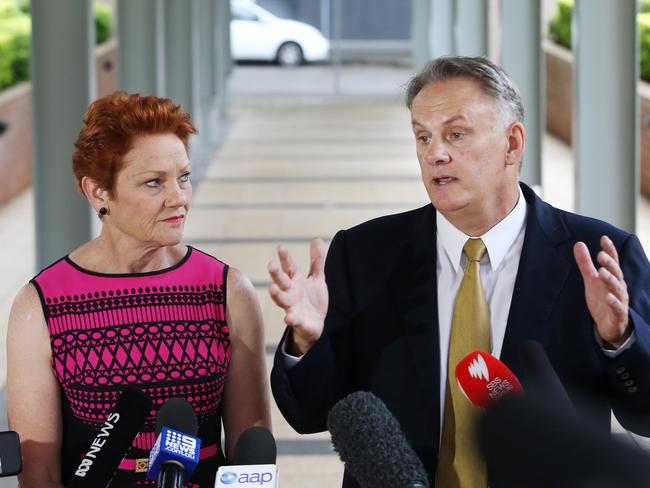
<box><xmin>436</xmin><ymin>238</ymin><xmax>490</xmax><ymax>488</ymax></box>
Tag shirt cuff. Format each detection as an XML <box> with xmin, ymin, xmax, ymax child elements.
<box><xmin>594</xmin><ymin>328</ymin><xmax>636</xmax><ymax>358</ymax></box>
<box><xmin>281</xmin><ymin>335</ymin><xmax>303</xmax><ymax>368</ymax></box>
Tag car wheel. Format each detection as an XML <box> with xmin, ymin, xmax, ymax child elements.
<box><xmin>276</xmin><ymin>42</ymin><xmax>304</xmax><ymax>66</ymax></box>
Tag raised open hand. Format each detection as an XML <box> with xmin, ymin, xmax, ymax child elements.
<box><xmin>573</xmin><ymin>235</ymin><xmax>631</xmax><ymax>349</ymax></box>
<box><xmin>268</xmin><ymin>238</ymin><xmax>329</xmax><ymax>355</ymax></box>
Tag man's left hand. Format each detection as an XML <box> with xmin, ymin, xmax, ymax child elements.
<box><xmin>574</xmin><ymin>235</ymin><xmax>631</xmax><ymax>349</ymax></box>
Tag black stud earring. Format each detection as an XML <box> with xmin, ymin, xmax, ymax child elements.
<box><xmin>98</xmin><ymin>207</ymin><xmax>108</xmax><ymax>218</ymax></box>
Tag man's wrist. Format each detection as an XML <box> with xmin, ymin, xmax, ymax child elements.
<box><xmin>602</xmin><ymin>325</ymin><xmax>633</xmax><ymax>351</ymax></box>
<box><xmin>288</xmin><ymin>329</ymin><xmax>315</xmax><ymax>356</ymax></box>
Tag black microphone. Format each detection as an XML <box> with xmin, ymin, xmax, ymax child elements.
<box><xmin>66</xmin><ymin>388</ymin><xmax>151</xmax><ymax>487</ymax></box>
<box><xmin>233</xmin><ymin>426</ymin><xmax>277</xmax><ymax>465</ymax></box>
<box><xmin>327</xmin><ymin>391</ymin><xmax>430</xmax><ymax>488</ymax></box>
<box><xmin>147</xmin><ymin>398</ymin><xmax>200</xmax><ymax>488</ymax></box>
<box><xmin>215</xmin><ymin>427</ymin><xmax>278</xmax><ymax>487</ymax></box>
<box><xmin>517</xmin><ymin>340</ymin><xmax>576</xmax><ymax>415</ymax></box>
<box><xmin>478</xmin><ymin>393</ymin><xmax>650</xmax><ymax>487</ymax></box>
<box><xmin>0</xmin><ymin>431</ymin><xmax>22</xmax><ymax>477</ymax></box>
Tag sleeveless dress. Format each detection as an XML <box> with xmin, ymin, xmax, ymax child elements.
<box><xmin>31</xmin><ymin>246</ymin><xmax>231</xmax><ymax>487</ymax></box>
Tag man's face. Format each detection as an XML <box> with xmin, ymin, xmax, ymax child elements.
<box><xmin>106</xmin><ymin>133</ymin><xmax>192</xmax><ymax>247</ymax></box>
<box><xmin>410</xmin><ymin>77</ymin><xmax>521</xmax><ymax>230</ymax></box>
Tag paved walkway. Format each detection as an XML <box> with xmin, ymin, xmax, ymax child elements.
<box><xmin>0</xmin><ymin>64</ymin><xmax>649</xmax><ymax>486</ymax></box>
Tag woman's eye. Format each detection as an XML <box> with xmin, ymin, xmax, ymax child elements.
<box><xmin>179</xmin><ymin>172</ymin><xmax>191</xmax><ymax>183</ymax></box>
<box><xmin>417</xmin><ymin>135</ymin><xmax>430</xmax><ymax>144</ymax></box>
<box><xmin>145</xmin><ymin>179</ymin><xmax>160</xmax><ymax>188</ymax></box>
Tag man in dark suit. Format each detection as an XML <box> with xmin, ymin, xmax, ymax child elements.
<box><xmin>267</xmin><ymin>56</ymin><xmax>650</xmax><ymax>487</ymax></box>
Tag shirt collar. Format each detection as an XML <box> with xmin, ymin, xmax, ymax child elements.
<box><xmin>436</xmin><ymin>186</ymin><xmax>527</xmax><ymax>273</ymax></box>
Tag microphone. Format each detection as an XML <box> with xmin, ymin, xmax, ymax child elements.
<box><xmin>215</xmin><ymin>426</ymin><xmax>278</xmax><ymax>487</ymax></box>
<box><xmin>147</xmin><ymin>398</ymin><xmax>201</xmax><ymax>488</ymax></box>
<box><xmin>455</xmin><ymin>350</ymin><xmax>523</xmax><ymax>409</ymax></box>
<box><xmin>326</xmin><ymin>391</ymin><xmax>430</xmax><ymax>488</ymax></box>
<box><xmin>66</xmin><ymin>387</ymin><xmax>151</xmax><ymax>487</ymax></box>
<box><xmin>479</xmin><ymin>393</ymin><xmax>650</xmax><ymax>487</ymax></box>
<box><xmin>0</xmin><ymin>431</ymin><xmax>22</xmax><ymax>477</ymax></box>
<box><xmin>517</xmin><ymin>340</ymin><xmax>575</xmax><ymax>415</ymax></box>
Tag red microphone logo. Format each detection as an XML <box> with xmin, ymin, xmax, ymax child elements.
<box><xmin>455</xmin><ymin>351</ymin><xmax>523</xmax><ymax>409</ymax></box>
<box><xmin>467</xmin><ymin>353</ymin><xmax>490</xmax><ymax>382</ymax></box>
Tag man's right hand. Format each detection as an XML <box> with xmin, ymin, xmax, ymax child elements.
<box><xmin>268</xmin><ymin>238</ymin><xmax>329</xmax><ymax>356</ymax></box>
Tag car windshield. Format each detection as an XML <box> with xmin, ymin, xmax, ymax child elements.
<box><xmin>231</xmin><ymin>4</ymin><xmax>259</xmax><ymax>21</ymax></box>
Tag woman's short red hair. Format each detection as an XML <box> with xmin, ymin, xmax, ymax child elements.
<box><xmin>72</xmin><ymin>92</ymin><xmax>197</xmax><ymax>196</ymax></box>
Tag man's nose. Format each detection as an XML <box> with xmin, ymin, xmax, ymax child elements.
<box><xmin>423</xmin><ymin>139</ymin><xmax>451</xmax><ymax>165</ymax></box>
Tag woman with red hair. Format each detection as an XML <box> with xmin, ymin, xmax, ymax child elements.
<box><xmin>6</xmin><ymin>92</ymin><xmax>271</xmax><ymax>487</ymax></box>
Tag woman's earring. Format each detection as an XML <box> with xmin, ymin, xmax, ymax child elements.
<box><xmin>98</xmin><ymin>207</ymin><xmax>109</xmax><ymax>218</ymax></box>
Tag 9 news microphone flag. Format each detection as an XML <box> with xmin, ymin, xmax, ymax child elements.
<box><xmin>147</xmin><ymin>398</ymin><xmax>201</xmax><ymax>488</ymax></box>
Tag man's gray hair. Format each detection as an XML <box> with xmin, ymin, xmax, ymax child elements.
<box><xmin>405</xmin><ymin>56</ymin><xmax>524</xmax><ymax>125</ymax></box>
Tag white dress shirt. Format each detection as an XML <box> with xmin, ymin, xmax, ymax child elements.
<box><xmin>435</xmin><ymin>186</ymin><xmax>527</xmax><ymax>428</ymax></box>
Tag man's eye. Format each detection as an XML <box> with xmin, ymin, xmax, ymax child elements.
<box><xmin>417</xmin><ymin>135</ymin><xmax>431</xmax><ymax>144</ymax></box>
<box><xmin>450</xmin><ymin>132</ymin><xmax>464</xmax><ymax>140</ymax></box>
<box><xmin>179</xmin><ymin>172</ymin><xmax>191</xmax><ymax>183</ymax></box>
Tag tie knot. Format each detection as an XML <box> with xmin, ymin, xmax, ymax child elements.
<box><xmin>463</xmin><ymin>238</ymin><xmax>486</xmax><ymax>262</ymax></box>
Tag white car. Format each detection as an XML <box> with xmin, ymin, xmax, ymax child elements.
<box><xmin>230</xmin><ymin>1</ymin><xmax>330</xmax><ymax>66</ymax></box>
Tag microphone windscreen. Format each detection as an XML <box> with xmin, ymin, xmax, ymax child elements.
<box><xmin>232</xmin><ymin>426</ymin><xmax>277</xmax><ymax>465</ymax></box>
<box><xmin>155</xmin><ymin>397</ymin><xmax>198</xmax><ymax>437</ymax></box>
<box><xmin>66</xmin><ymin>387</ymin><xmax>151</xmax><ymax>488</ymax></box>
<box><xmin>327</xmin><ymin>391</ymin><xmax>430</xmax><ymax>487</ymax></box>
<box><xmin>479</xmin><ymin>393</ymin><xmax>650</xmax><ymax>487</ymax></box>
<box><xmin>518</xmin><ymin>341</ymin><xmax>575</xmax><ymax>415</ymax></box>
<box><xmin>455</xmin><ymin>350</ymin><xmax>523</xmax><ymax>409</ymax></box>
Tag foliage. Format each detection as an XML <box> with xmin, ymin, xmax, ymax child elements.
<box><xmin>0</xmin><ymin>11</ymin><xmax>30</xmax><ymax>88</ymax></box>
<box><xmin>94</xmin><ymin>3</ymin><xmax>112</xmax><ymax>45</ymax></box>
<box><xmin>548</xmin><ymin>0</ymin><xmax>573</xmax><ymax>49</ymax></box>
<box><xmin>549</xmin><ymin>0</ymin><xmax>650</xmax><ymax>82</ymax></box>
<box><xmin>0</xmin><ymin>2</ymin><xmax>113</xmax><ymax>91</ymax></box>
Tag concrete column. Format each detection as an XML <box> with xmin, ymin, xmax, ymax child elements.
<box><xmin>214</xmin><ymin>0</ymin><xmax>231</xmax><ymax>125</ymax></box>
<box><xmin>164</xmin><ymin>0</ymin><xmax>200</xmax><ymax>126</ymax></box>
<box><xmin>455</xmin><ymin>0</ymin><xmax>488</xmax><ymax>57</ymax></box>
<box><xmin>573</xmin><ymin>0</ymin><xmax>638</xmax><ymax>231</ymax></box>
<box><xmin>411</xmin><ymin>0</ymin><xmax>431</xmax><ymax>69</ymax></box>
<box><xmin>117</xmin><ymin>0</ymin><xmax>165</xmax><ymax>95</ymax></box>
<box><xmin>501</xmin><ymin>0</ymin><xmax>542</xmax><ymax>187</ymax></box>
<box><xmin>31</xmin><ymin>0</ymin><xmax>95</xmax><ymax>269</ymax></box>
<box><xmin>198</xmin><ymin>0</ymin><xmax>217</xmax><ymax>143</ymax></box>
<box><xmin>412</xmin><ymin>0</ymin><xmax>454</xmax><ymax>69</ymax></box>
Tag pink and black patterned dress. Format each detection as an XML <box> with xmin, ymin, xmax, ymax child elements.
<box><xmin>31</xmin><ymin>246</ymin><xmax>231</xmax><ymax>487</ymax></box>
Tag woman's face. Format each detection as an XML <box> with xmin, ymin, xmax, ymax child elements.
<box><xmin>106</xmin><ymin>133</ymin><xmax>192</xmax><ymax>247</ymax></box>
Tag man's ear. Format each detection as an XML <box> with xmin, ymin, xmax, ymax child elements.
<box><xmin>505</xmin><ymin>121</ymin><xmax>525</xmax><ymax>167</ymax></box>
<box><xmin>80</xmin><ymin>176</ymin><xmax>110</xmax><ymax>213</ymax></box>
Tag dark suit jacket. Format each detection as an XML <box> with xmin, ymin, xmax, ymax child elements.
<box><xmin>271</xmin><ymin>183</ymin><xmax>650</xmax><ymax>487</ymax></box>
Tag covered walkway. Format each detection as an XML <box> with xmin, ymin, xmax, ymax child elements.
<box><xmin>1</xmin><ymin>63</ymin><xmax>648</xmax><ymax>486</ymax></box>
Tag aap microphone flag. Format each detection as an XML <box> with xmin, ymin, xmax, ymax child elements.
<box><xmin>455</xmin><ymin>351</ymin><xmax>523</xmax><ymax>409</ymax></box>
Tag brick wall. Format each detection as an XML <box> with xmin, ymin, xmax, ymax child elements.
<box><xmin>545</xmin><ymin>40</ymin><xmax>650</xmax><ymax>199</ymax></box>
<box><xmin>545</xmin><ymin>41</ymin><xmax>572</xmax><ymax>145</ymax></box>
<box><xmin>0</xmin><ymin>40</ymin><xmax>117</xmax><ymax>205</ymax></box>
<box><xmin>0</xmin><ymin>83</ymin><xmax>32</xmax><ymax>204</ymax></box>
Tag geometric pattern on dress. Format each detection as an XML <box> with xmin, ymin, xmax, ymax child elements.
<box><xmin>32</xmin><ymin>249</ymin><xmax>231</xmax><ymax>486</ymax></box>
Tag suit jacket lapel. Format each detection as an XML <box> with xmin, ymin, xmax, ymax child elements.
<box><xmin>393</xmin><ymin>205</ymin><xmax>440</xmax><ymax>411</ymax></box>
<box><xmin>501</xmin><ymin>183</ymin><xmax>573</xmax><ymax>369</ymax></box>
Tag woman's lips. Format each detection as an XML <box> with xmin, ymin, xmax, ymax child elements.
<box><xmin>163</xmin><ymin>215</ymin><xmax>184</xmax><ymax>223</ymax></box>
